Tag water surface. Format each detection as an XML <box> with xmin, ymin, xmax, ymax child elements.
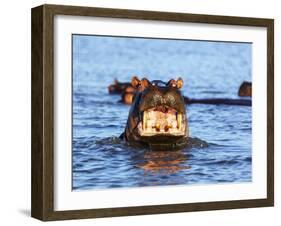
<box><xmin>72</xmin><ymin>35</ymin><xmax>252</xmax><ymax>190</ymax></box>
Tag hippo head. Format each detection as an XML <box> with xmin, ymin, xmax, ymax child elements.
<box><xmin>124</xmin><ymin>76</ymin><xmax>189</xmax><ymax>150</ymax></box>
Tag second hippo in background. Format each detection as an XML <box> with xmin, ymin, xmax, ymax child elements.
<box><xmin>108</xmin><ymin>79</ymin><xmax>252</xmax><ymax>106</ymax></box>
<box><xmin>108</xmin><ymin>78</ymin><xmax>137</xmax><ymax>104</ymax></box>
<box><xmin>121</xmin><ymin>85</ymin><xmax>136</xmax><ymax>105</ymax></box>
<box><xmin>108</xmin><ymin>79</ymin><xmax>133</xmax><ymax>94</ymax></box>
<box><xmin>238</xmin><ymin>81</ymin><xmax>252</xmax><ymax>97</ymax></box>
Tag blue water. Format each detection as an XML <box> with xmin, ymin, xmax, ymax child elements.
<box><xmin>72</xmin><ymin>35</ymin><xmax>252</xmax><ymax>190</ymax></box>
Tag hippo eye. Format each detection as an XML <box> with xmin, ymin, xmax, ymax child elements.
<box><xmin>152</xmin><ymin>82</ymin><xmax>156</xmax><ymax>86</ymax></box>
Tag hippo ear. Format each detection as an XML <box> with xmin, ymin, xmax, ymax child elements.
<box><xmin>131</xmin><ymin>76</ymin><xmax>150</xmax><ymax>90</ymax></box>
<box><xmin>167</xmin><ymin>77</ymin><xmax>183</xmax><ymax>89</ymax></box>
<box><xmin>140</xmin><ymin>78</ymin><xmax>150</xmax><ymax>90</ymax></box>
<box><xmin>176</xmin><ymin>77</ymin><xmax>183</xmax><ymax>89</ymax></box>
<box><xmin>167</xmin><ymin>79</ymin><xmax>177</xmax><ymax>88</ymax></box>
<box><xmin>131</xmin><ymin>76</ymin><xmax>141</xmax><ymax>88</ymax></box>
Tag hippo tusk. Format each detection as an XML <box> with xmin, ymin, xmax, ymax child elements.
<box><xmin>177</xmin><ymin>113</ymin><xmax>182</xmax><ymax>130</ymax></box>
<box><xmin>143</xmin><ymin>111</ymin><xmax>147</xmax><ymax>130</ymax></box>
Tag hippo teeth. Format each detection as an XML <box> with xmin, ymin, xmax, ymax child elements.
<box><xmin>139</xmin><ymin>107</ymin><xmax>185</xmax><ymax>136</ymax></box>
<box><xmin>177</xmin><ymin>113</ymin><xmax>182</xmax><ymax>130</ymax></box>
<box><xmin>164</xmin><ymin>124</ymin><xmax>172</xmax><ymax>132</ymax></box>
<box><xmin>155</xmin><ymin>123</ymin><xmax>161</xmax><ymax>132</ymax></box>
<box><xmin>143</xmin><ymin>111</ymin><xmax>147</xmax><ymax>129</ymax></box>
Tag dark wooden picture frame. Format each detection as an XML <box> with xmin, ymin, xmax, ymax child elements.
<box><xmin>31</xmin><ymin>4</ymin><xmax>274</xmax><ymax>221</ymax></box>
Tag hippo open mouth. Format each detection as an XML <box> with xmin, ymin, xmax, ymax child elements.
<box><xmin>122</xmin><ymin>76</ymin><xmax>189</xmax><ymax>150</ymax></box>
<box><xmin>138</xmin><ymin>106</ymin><xmax>186</xmax><ymax>137</ymax></box>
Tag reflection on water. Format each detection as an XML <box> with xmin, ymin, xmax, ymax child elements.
<box><xmin>72</xmin><ymin>35</ymin><xmax>252</xmax><ymax>190</ymax></box>
<box><xmin>139</xmin><ymin>150</ymin><xmax>190</xmax><ymax>174</ymax></box>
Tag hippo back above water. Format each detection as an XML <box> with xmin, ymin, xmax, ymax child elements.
<box><xmin>122</xmin><ymin>76</ymin><xmax>189</xmax><ymax>151</ymax></box>
<box><xmin>238</xmin><ymin>81</ymin><xmax>252</xmax><ymax>97</ymax></box>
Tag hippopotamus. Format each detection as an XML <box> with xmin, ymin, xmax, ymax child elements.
<box><xmin>109</xmin><ymin>79</ymin><xmax>252</xmax><ymax>106</ymax></box>
<box><xmin>122</xmin><ymin>76</ymin><xmax>189</xmax><ymax>151</ymax></box>
<box><xmin>108</xmin><ymin>78</ymin><xmax>137</xmax><ymax>104</ymax></box>
<box><xmin>121</xmin><ymin>85</ymin><xmax>136</xmax><ymax>105</ymax></box>
<box><xmin>108</xmin><ymin>79</ymin><xmax>133</xmax><ymax>94</ymax></box>
<box><xmin>238</xmin><ymin>81</ymin><xmax>252</xmax><ymax>97</ymax></box>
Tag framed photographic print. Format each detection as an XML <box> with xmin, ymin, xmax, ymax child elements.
<box><xmin>31</xmin><ymin>4</ymin><xmax>274</xmax><ymax>221</ymax></box>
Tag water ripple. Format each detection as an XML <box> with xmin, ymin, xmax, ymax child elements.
<box><xmin>72</xmin><ymin>36</ymin><xmax>252</xmax><ymax>190</ymax></box>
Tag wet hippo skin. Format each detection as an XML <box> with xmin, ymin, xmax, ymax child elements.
<box><xmin>238</xmin><ymin>81</ymin><xmax>252</xmax><ymax>97</ymax></box>
<box><xmin>121</xmin><ymin>76</ymin><xmax>189</xmax><ymax>150</ymax></box>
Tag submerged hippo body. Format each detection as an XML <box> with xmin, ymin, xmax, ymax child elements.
<box><xmin>123</xmin><ymin>76</ymin><xmax>189</xmax><ymax>151</ymax></box>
